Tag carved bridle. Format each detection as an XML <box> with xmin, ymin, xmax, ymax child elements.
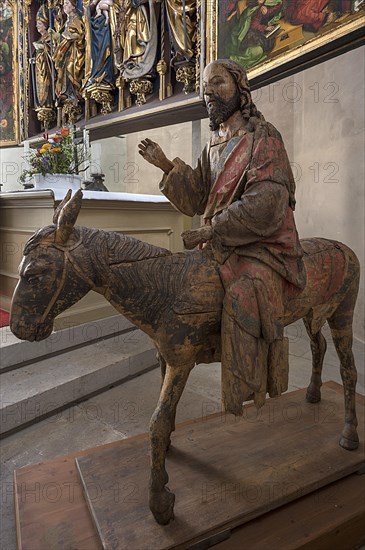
<box><xmin>38</xmin><ymin>237</ymin><xmax>97</xmax><ymax>323</ymax></box>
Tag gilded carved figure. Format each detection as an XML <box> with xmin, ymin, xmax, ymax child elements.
<box><xmin>95</xmin><ymin>0</ymin><xmax>114</xmax><ymax>23</ymax></box>
<box><xmin>15</xmin><ymin>0</ymin><xmax>365</xmax><ymax>134</ymax></box>
<box><xmin>165</xmin><ymin>0</ymin><xmax>196</xmax><ymax>67</ymax></box>
<box><xmin>114</xmin><ymin>0</ymin><xmax>158</xmax><ymax>79</ymax></box>
<box><xmin>164</xmin><ymin>0</ymin><xmax>197</xmax><ymax>93</ymax></box>
<box><xmin>83</xmin><ymin>0</ymin><xmax>117</xmax><ymax>114</ymax></box>
<box><xmin>53</xmin><ymin>0</ymin><xmax>85</xmax><ymax>123</ymax></box>
<box><xmin>31</xmin><ymin>5</ymin><xmax>58</xmax><ymax>129</ymax></box>
<box><xmin>112</xmin><ymin>0</ymin><xmax>159</xmax><ymax>105</ymax></box>
<box><xmin>112</xmin><ymin>0</ymin><xmax>198</xmax><ymax>104</ymax></box>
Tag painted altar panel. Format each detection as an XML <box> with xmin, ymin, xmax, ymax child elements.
<box><xmin>205</xmin><ymin>0</ymin><xmax>363</xmax><ymax>83</ymax></box>
<box><xmin>0</xmin><ymin>0</ymin><xmax>19</xmax><ymax>145</ymax></box>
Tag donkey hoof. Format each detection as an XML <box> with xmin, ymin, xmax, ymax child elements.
<box><xmin>340</xmin><ymin>425</ymin><xmax>359</xmax><ymax>451</ymax></box>
<box><xmin>340</xmin><ymin>435</ymin><xmax>359</xmax><ymax>451</ymax></box>
<box><xmin>306</xmin><ymin>391</ymin><xmax>321</xmax><ymax>404</ymax></box>
<box><xmin>150</xmin><ymin>487</ymin><xmax>175</xmax><ymax>525</ymax></box>
<box><xmin>306</xmin><ymin>383</ymin><xmax>321</xmax><ymax>403</ymax></box>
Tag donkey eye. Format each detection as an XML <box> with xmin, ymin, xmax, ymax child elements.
<box><xmin>25</xmin><ymin>273</ymin><xmax>43</xmax><ymax>283</ymax></box>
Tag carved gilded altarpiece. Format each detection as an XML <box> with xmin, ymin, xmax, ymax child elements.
<box><xmin>3</xmin><ymin>0</ymin><xmax>364</xmax><ymax>143</ymax></box>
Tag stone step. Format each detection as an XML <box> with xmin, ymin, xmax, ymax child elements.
<box><xmin>0</xmin><ymin>315</ymin><xmax>135</xmax><ymax>373</ymax></box>
<box><xmin>0</xmin><ymin>329</ymin><xmax>158</xmax><ymax>437</ymax></box>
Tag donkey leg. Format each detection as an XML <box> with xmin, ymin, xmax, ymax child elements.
<box><xmin>149</xmin><ymin>362</ymin><xmax>193</xmax><ymax>524</ymax></box>
<box><xmin>157</xmin><ymin>352</ymin><xmax>176</xmax><ymax>442</ymax></box>
<box><xmin>303</xmin><ymin>317</ymin><xmax>327</xmax><ymax>403</ymax></box>
<box><xmin>328</xmin><ymin>324</ymin><xmax>359</xmax><ymax>450</ymax></box>
<box><xmin>327</xmin><ymin>273</ymin><xmax>359</xmax><ymax>451</ymax></box>
<box><xmin>327</xmin><ymin>267</ymin><xmax>359</xmax><ymax>451</ymax></box>
<box><xmin>158</xmin><ymin>351</ymin><xmax>167</xmax><ymax>384</ymax></box>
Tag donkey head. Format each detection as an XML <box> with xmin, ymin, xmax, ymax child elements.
<box><xmin>10</xmin><ymin>190</ymin><xmax>92</xmax><ymax>341</ymax></box>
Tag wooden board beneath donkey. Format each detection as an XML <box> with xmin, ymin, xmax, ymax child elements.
<box><xmin>14</xmin><ymin>382</ymin><xmax>365</xmax><ymax>550</ymax></box>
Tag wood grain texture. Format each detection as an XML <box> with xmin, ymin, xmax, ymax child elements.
<box><xmin>14</xmin><ymin>454</ymin><xmax>102</xmax><ymax>550</ymax></box>
<box><xmin>214</xmin><ymin>472</ymin><xmax>365</xmax><ymax>550</ymax></box>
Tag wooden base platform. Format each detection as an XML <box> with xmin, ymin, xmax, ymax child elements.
<box><xmin>14</xmin><ymin>382</ymin><xmax>365</xmax><ymax>550</ymax></box>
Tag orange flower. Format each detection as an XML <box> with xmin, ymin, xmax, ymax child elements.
<box><xmin>51</xmin><ymin>147</ymin><xmax>61</xmax><ymax>153</ymax></box>
<box><xmin>42</xmin><ymin>143</ymin><xmax>52</xmax><ymax>151</ymax></box>
<box><xmin>60</xmin><ymin>127</ymin><xmax>69</xmax><ymax>137</ymax></box>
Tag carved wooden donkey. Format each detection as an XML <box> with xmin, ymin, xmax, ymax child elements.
<box><xmin>11</xmin><ymin>189</ymin><xmax>360</xmax><ymax>525</ymax></box>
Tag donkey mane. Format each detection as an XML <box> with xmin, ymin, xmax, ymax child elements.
<box><xmin>84</xmin><ymin>227</ymin><xmax>172</xmax><ymax>265</ymax></box>
<box><xmin>24</xmin><ymin>224</ymin><xmax>172</xmax><ymax>265</ymax></box>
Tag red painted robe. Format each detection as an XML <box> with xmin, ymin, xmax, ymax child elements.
<box><xmin>160</xmin><ymin>119</ymin><xmax>306</xmax><ymax>410</ymax></box>
<box><xmin>284</xmin><ymin>0</ymin><xmax>329</xmax><ymax>32</ymax></box>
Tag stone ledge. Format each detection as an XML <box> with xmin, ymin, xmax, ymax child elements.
<box><xmin>0</xmin><ymin>315</ymin><xmax>134</xmax><ymax>372</ymax></box>
<box><xmin>0</xmin><ymin>329</ymin><xmax>157</xmax><ymax>436</ymax></box>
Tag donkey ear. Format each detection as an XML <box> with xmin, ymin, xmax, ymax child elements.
<box><xmin>55</xmin><ymin>189</ymin><xmax>83</xmax><ymax>244</ymax></box>
<box><xmin>53</xmin><ymin>189</ymin><xmax>72</xmax><ymax>224</ymax></box>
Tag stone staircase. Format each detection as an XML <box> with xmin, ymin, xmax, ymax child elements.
<box><xmin>0</xmin><ymin>315</ymin><xmax>158</xmax><ymax>437</ymax></box>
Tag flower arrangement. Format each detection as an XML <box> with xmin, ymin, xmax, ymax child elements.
<box><xmin>20</xmin><ymin>127</ymin><xmax>88</xmax><ymax>185</ymax></box>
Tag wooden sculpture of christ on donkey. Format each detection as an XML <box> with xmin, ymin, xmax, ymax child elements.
<box><xmin>9</xmin><ymin>58</ymin><xmax>361</xmax><ymax>528</ymax></box>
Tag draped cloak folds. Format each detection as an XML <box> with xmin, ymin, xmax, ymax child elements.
<box><xmin>160</xmin><ymin>120</ymin><xmax>307</xmax><ymax>412</ymax></box>
<box><xmin>53</xmin><ymin>14</ymin><xmax>85</xmax><ymax>100</ymax></box>
<box><xmin>33</xmin><ymin>30</ymin><xmax>56</xmax><ymax>108</ymax></box>
<box><xmin>83</xmin><ymin>5</ymin><xmax>116</xmax><ymax>95</ymax></box>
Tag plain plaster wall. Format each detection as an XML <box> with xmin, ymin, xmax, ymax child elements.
<box><xmin>89</xmin><ymin>136</ymin><xmax>127</xmax><ymax>192</ymax></box>
<box><xmin>259</xmin><ymin>47</ymin><xmax>364</xmax><ymax>342</ymax></box>
<box><xmin>0</xmin><ymin>146</ymin><xmax>25</xmax><ymax>192</ymax></box>
<box><xmin>292</xmin><ymin>47</ymin><xmax>364</xmax><ymax>342</ymax></box>
<box><xmin>124</xmin><ymin>121</ymin><xmax>193</xmax><ymax>194</ymax></box>
<box><xmin>257</xmin><ymin>47</ymin><xmax>364</xmax><ymax>341</ymax></box>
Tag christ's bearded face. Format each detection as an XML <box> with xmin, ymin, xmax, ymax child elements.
<box><xmin>203</xmin><ymin>62</ymin><xmax>241</xmax><ymax>131</ymax></box>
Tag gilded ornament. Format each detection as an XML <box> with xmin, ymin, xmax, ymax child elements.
<box><xmin>36</xmin><ymin>107</ymin><xmax>56</xmax><ymax>130</ymax></box>
<box><xmin>175</xmin><ymin>64</ymin><xmax>196</xmax><ymax>94</ymax></box>
<box><xmin>90</xmin><ymin>90</ymin><xmax>113</xmax><ymax>114</ymax></box>
<box><xmin>129</xmin><ymin>79</ymin><xmax>153</xmax><ymax>106</ymax></box>
<box><xmin>62</xmin><ymin>99</ymin><xmax>82</xmax><ymax>125</ymax></box>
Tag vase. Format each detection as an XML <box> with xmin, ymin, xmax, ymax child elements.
<box><xmin>33</xmin><ymin>173</ymin><xmax>82</xmax><ymax>192</ymax></box>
